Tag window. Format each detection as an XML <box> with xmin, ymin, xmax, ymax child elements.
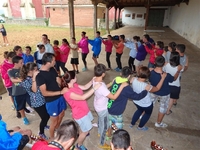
<box><xmin>125</xmin><ymin>14</ymin><xmax>131</xmax><ymax>17</ymax></box>
<box><xmin>132</xmin><ymin>13</ymin><xmax>135</xmax><ymax>19</ymax></box>
<box><xmin>136</xmin><ymin>14</ymin><xmax>143</xmax><ymax>18</ymax></box>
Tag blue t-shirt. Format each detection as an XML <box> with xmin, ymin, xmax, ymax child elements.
<box><xmin>136</xmin><ymin>45</ymin><xmax>147</xmax><ymax>61</ymax></box>
<box><xmin>22</xmin><ymin>54</ymin><xmax>34</xmax><ymax>64</ymax></box>
<box><xmin>149</xmin><ymin>70</ymin><xmax>174</xmax><ymax>96</ymax></box>
<box><xmin>88</xmin><ymin>37</ymin><xmax>102</xmax><ymax>55</ymax></box>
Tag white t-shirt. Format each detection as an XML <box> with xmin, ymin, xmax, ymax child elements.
<box><xmin>37</xmin><ymin>52</ymin><xmax>45</xmax><ymax>68</ymax></box>
<box><xmin>132</xmin><ymin>78</ymin><xmax>152</xmax><ymax>107</ymax></box>
<box><xmin>45</xmin><ymin>43</ymin><xmax>54</xmax><ymax>54</ymax></box>
<box><xmin>93</xmin><ymin>81</ymin><xmax>110</xmax><ymax>112</ymax></box>
<box><xmin>163</xmin><ymin>63</ymin><xmax>181</xmax><ymax>87</ymax></box>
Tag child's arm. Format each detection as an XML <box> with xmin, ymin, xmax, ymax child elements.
<box><xmin>173</xmin><ymin>65</ymin><xmax>182</xmax><ymax>80</ymax></box>
<box><xmin>183</xmin><ymin>57</ymin><xmax>189</xmax><ymax>72</ymax></box>
<box><xmin>144</xmin><ymin>45</ymin><xmax>153</xmax><ymax>54</ymax></box>
<box><xmin>70</xmin><ymin>83</ymin><xmax>101</xmax><ymax>100</ymax></box>
<box><xmin>106</xmin><ymin>82</ymin><xmax>128</xmax><ymax>100</ymax></box>
<box><xmin>78</xmin><ymin>79</ymin><xmax>93</xmax><ymax>91</ymax></box>
<box><xmin>150</xmin><ymin>72</ymin><xmax>167</xmax><ymax>92</ymax></box>
<box><xmin>155</xmin><ymin>49</ymin><xmax>164</xmax><ymax>57</ymax></box>
<box><xmin>106</xmin><ymin>79</ymin><xmax>115</xmax><ymax>88</ymax></box>
<box><xmin>129</xmin><ymin>77</ymin><xmax>135</xmax><ymax>84</ymax></box>
<box><xmin>31</xmin><ymin>71</ymin><xmax>39</xmax><ymax>92</ymax></box>
<box><xmin>88</xmin><ymin>39</ymin><xmax>94</xmax><ymax>46</ymax></box>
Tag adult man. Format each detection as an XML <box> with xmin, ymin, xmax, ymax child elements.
<box><xmin>42</xmin><ymin>34</ymin><xmax>54</xmax><ymax>54</ymax></box>
<box><xmin>36</xmin><ymin>53</ymin><xmax>67</xmax><ymax>139</ymax></box>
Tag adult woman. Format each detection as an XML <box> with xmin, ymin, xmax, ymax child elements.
<box><xmin>60</xmin><ymin>38</ymin><xmax>70</xmax><ymax>73</ymax></box>
<box><xmin>20</xmin><ymin>62</ymin><xmax>50</xmax><ymax>139</ymax></box>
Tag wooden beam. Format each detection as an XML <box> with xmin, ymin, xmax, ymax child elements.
<box><xmin>93</xmin><ymin>1</ymin><xmax>98</xmax><ymax>36</ymax></box>
<box><xmin>105</xmin><ymin>6</ymin><xmax>110</xmax><ymax>34</ymax></box>
<box><xmin>68</xmin><ymin>0</ymin><xmax>75</xmax><ymax>38</ymax></box>
<box><xmin>114</xmin><ymin>6</ymin><xmax>117</xmax><ymax>29</ymax></box>
<box><xmin>144</xmin><ymin>4</ymin><xmax>150</xmax><ymax>30</ymax></box>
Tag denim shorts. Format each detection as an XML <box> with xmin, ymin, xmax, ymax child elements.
<box><xmin>75</xmin><ymin>111</ymin><xmax>93</xmax><ymax>132</ymax></box>
<box><xmin>45</xmin><ymin>96</ymin><xmax>67</xmax><ymax>117</ymax></box>
<box><xmin>108</xmin><ymin>114</ymin><xmax>123</xmax><ymax>129</ymax></box>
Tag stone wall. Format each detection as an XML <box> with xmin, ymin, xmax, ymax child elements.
<box><xmin>5</xmin><ymin>19</ymin><xmax>46</xmax><ymax>26</ymax></box>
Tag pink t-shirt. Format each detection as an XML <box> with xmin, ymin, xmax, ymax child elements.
<box><xmin>60</xmin><ymin>44</ymin><xmax>70</xmax><ymax>63</ymax></box>
<box><xmin>102</xmin><ymin>40</ymin><xmax>113</xmax><ymax>53</ymax></box>
<box><xmin>93</xmin><ymin>81</ymin><xmax>110</xmax><ymax>112</ymax></box>
<box><xmin>64</xmin><ymin>83</ymin><xmax>90</xmax><ymax>119</ymax></box>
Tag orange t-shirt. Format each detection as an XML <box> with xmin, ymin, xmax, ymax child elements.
<box><xmin>116</xmin><ymin>42</ymin><xmax>124</xmax><ymax>54</ymax></box>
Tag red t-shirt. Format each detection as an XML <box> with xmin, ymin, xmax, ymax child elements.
<box><xmin>32</xmin><ymin>141</ymin><xmax>60</xmax><ymax>150</ymax></box>
<box><xmin>53</xmin><ymin>46</ymin><xmax>61</xmax><ymax>61</ymax></box>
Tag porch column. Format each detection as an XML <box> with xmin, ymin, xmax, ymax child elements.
<box><xmin>144</xmin><ymin>5</ymin><xmax>150</xmax><ymax>30</ymax></box>
<box><xmin>114</xmin><ymin>6</ymin><xmax>117</xmax><ymax>29</ymax></box>
<box><xmin>105</xmin><ymin>6</ymin><xmax>110</xmax><ymax>34</ymax></box>
<box><xmin>68</xmin><ymin>0</ymin><xmax>75</xmax><ymax>37</ymax></box>
<box><xmin>117</xmin><ymin>8</ymin><xmax>121</xmax><ymax>28</ymax></box>
<box><xmin>93</xmin><ymin>2</ymin><xmax>98</xmax><ymax>36</ymax></box>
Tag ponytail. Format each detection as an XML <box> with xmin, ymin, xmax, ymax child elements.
<box><xmin>20</xmin><ymin>62</ymin><xmax>37</xmax><ymax>80</ymax></box>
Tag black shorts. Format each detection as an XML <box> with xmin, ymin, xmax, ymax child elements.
<box><xmin>14</xmin><ymin>93</ymin><xmax>29</xmax><ymax>111</ymax></box>
<box><xmin>18</xmin><ymin>135</ymin><xmax>29</xmax><ymax>150</ymax></box>
<box><xmin>7</xmin><ymin>87</ymin><xmax>12</xmax><ymax>96</ymax></box>
<box><xmin>170</xmin><ymin>86</ymin><xmax>181</xmax><ymax>99</ymax></box>
<box><xmin>70</xmin><ymin>58</ymin><xmax>79</xmax><ymax>65</ymax></box>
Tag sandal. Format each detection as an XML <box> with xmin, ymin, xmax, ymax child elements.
<box><xmin>166</xmin><ymin>110</ymin><xmax>172</xmax><ymax>115</ymax></box>
<box><xmin>173</xmin><ymin>102</ymin><xmax>177</xmax><ymax>107</ymax></box>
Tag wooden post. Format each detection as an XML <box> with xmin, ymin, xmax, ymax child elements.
<box><xmin>114</xmin><ymin>6</ymin><xmax>117</xmax><ymax>29</ymax></box>
<box><xmin>144</xmin><ymin>4</ymin><xmax>150</xmax><ymax>30</ymax></box>
<box><xmin>68</xmin><ymin>0</ymin><xmax>75</xmax><ymax>38</ymax></box>
<box><xmin>93</xmin><ymin>2</ymin><xmax>98</xmax><ymax>37</ymax></box>
<box><xmin>105</xmin><ymin>6</ymin><xmax>110</xmax><ymax>34</ymax></box>
<box><xmin>117</xmin><ymin>8</ymin><xmax>121</xmax><ymax>28</ymax></box>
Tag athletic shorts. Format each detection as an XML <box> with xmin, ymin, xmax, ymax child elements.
<box><xmin>134</xmin><ymin>59</ymin><xmax>143</xmax><ymax>67</ymax></box>
<box><xmin>14</xmin><ymin>93</ymin><xmax>29</xmax><ymax>111</ymax></box>
<box><xmin>93</xmin><ymin>53</ymin><xmax>99</xmax><ymax>58</ymax></box>
<box><xmin>7</xmin><ymin>87</ymin><xmax>12</xmax><ymax>96</ymax></box>
<box><xmin>108</xmin><ymin>114</ymin><xmax>123</xmax><ymax>129</ymax></box>
<box><xmin>18</xmin><ymin>135</ymin><xmax>29</xmax><ymax>150</ymax></box>
<box><xmin>170</xmin><ymin>86</ymin><xmax>181</xmax><ymax>99</ymax></box>
<box><xmin>45</xmin><ymin>96</ymin><xmax>67</xmax><ymax>117</ymax></box>
<box><xmin>70</xmin><ymin>58</ymin><xmax>79</xmax><ymax>65</ymax></box>
<box><xmin>75</xmin><ymin>111</ymin><xmax>93</xmax><ymax>132</ymax></box>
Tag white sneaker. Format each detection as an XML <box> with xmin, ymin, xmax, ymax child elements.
<box><xmin>155</xmin><ymin>122</ymin><xmax>168</xmax><ymax>128</ymax></box>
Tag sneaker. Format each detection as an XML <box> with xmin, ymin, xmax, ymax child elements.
<box><xmin>114</xmin><ymin>67</ymin><xmax>118</xmax><ymax>71</ymax></box>
<box><xmin>16</xmin><ymin>111</ymin><xmax>21</xmax><ymax>118</ymax></box>
<box><xmin>44</xmin><ymin>125</ymin><xmax>50</xmax><ymax>130</ymax></box>
<box><xmin>137</xmin><ymin>126</ymin><xmax>148</xmax><ymax>131</ymax></box>
<box><xmin>129</xmin><ymin>124</ymin><xmax>134</xmax><ymax>128</ymax></box>
<box><xmin>115</xmin><ymin>68</ymin><xmax>121</xmax><ymax>72</ymax></box>
<box><xmin>82</xmin><ymin>68</ymin><xmax>87</xmax><ymax>72</ymax></box>
<box><xmin>92</xmin><ymin>123</ymin><xmax>98</xmax><ymax>127</ymax></box>
<box><xmin>76</xmin><ymin>70</ymin><xmax>79</xmax><ymax>74</ymax></box>
<box><xmin>76</xmin><ymin>144</ymin><xmax>87</xmax><ymax>150</ymax></box>
<box><xmin>155</xmin><ymin>122</ymin><xmax>168</xmax><ymax>128</ymax></box>
<box><xmin>23</xmin><ymin>117</ymin><xmax>29</xmax><ymax>125</ymax></box>
<box><xmin>99</xmin><ymin>143</ymin><xmax>111</xmax><ymax>149</ymax></box>
<box><xmin>24</xmin><ymin>107</ymin><xmax>30</xmax><ymax>113</ymax></box>
<box><xmin>11</xmin><ymin>105</ymin><xmax>15</xmax><ymax>110</ymax></box>
<box><xmin>39</xmin><ymin>133</ymin><xmax>48</xmax><ymax>140</ymax></box>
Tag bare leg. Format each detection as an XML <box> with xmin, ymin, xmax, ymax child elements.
<box><xmin>75</xmin><ymin>65</ymin><xmax>79</xmax><ymax>71</ymax></box>
<box><xmin>49</xmin><ymin>116</ymin><xmax>59</xmax><ymax>139</ymax></box>
<box><xmin>55</xmin><ymin>110</ymin><xmax>65</xmax><ymax>129</ymax></box>
<box><xmin>157</xmin><ymin>112</ymin><xmax>165</xmax><ymax>124</ymax></box>
<box><xmin>72</xmin><ymin>64</ymin><xmax>75</xmax><ymax>71</ymax></box>
<box><xmin>77</xmin><ymin>131</ymin><xmax>89</xmax><ymax>146</ymax></box>
<box><xmin>107</xmin><ymin>127</ymin><xmax>112</xmax><ymax>137</ymax></box>
<box><xmin>19</xmin><ymin>109</ymin><xmax>25</xmax><ymax>118</ymax></box>
<box><xmin>92</xmin><ymin>57</ymin><xmax>98</xmax><ymax>66</ymax></box>
<box><xmin>166</xmin><ymin>98</ymin><xmax>174</xmax><ymax>114</ymax></box>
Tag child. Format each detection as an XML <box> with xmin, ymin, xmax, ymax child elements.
<box><xmin>53</xmin><ymin>40</ymin><xmax>61</xmax><ymax>74</ymax></box>
<box><xmin>124</xmin><ymin>36</ymin><xmax>141</xmax><ymax>73</ymax></box>
<box><xmin>8</xmin><ymin>56</ymin><xmax>30</xmax><ymax>125</ymax></box>
<box><xmin>107</xmin><ymin>66</ymin><xmax>149</xmax><ymax>136</ymax></box>
<box><xmin>111</xmin><ymin>129</ymin><xmax>132</xmax><ymax>150</ymax></box>
<box><xmin>130</xmin><ymin>66</ymin><xmax>166</xmax><ymax>131</ymax></box>
<box><xmin>0</xmin><ymin>51</ymin><xmax>19</xmax><ymax>115</ymax></box>
<box><xmin>0</xmin><ymin>24</ymin><xmax>9</xmax><ymax>46</ymax></box>
<box><xmin>164</xmin><ymin>52</ymin><xmax>182</xmax><ymax>114</ymax></box>
<box><xmin>114</xmin><ymin>35</ymin><xmax>125</xmax><ymax>72</ymax></box>
<box><xmin>144</xmin><ymin>41</ymin><xmax>164</xmax><ymax>68</ymax></box>
<box><xmin>93</xmin><ymin>64</ymin><xmax>127</xmax><ymax>149</ymax></box>
<box><xmin>22</xmin><ymin>46</ymin><xmax>34</xmax><ymax>64</ymax></box>
<box><xmin>34</xmin><ymin>44</ymin><xmax>46</xmax><ymax>69</ymax></box>
<box><xmin>62</xmin><ymin>71</ymin><xmax>101</xmax><ymax>150</ymax></box>
<box><xmin>176</xmin><ymin>44</ymin><xmax>188</xmax><ymax>72</ymax></box>
<box><xmin>102</xmin><ymin>35</ymin><xmax>113</xmax><ymax>70</ymax></box>
<box><xmin>88</xmin><ymin>31</ymin><xmax>102</xmax><ymax>66</ymax></box>
<box><xmin>149</xmin><ymin>56</ymin><xmax>182</xmax><ymax>127</ymax></box>
<box><xmin>165</xmin><ymin>42</ymin><xmax>176</xmax><ymax>63</ymax></box>
<box><xmin>70</xmin><ymin>37</ymin><xmax>79</xmax><ymax>74</ymax></box>
<box><xmin>60</xmin><ymin>38</ymin><xmax>70</xmax><ymax>73</ymax></box>
<box><xmin>78</xmin><ymin>31</ymin><xmax>89</xmax><ymax>71</ymax></box>
<box><xmin>13</xmin><ymin>45</ymin><xmax>23</xmax><ymax>57</ymax></box>
<box><xmin>20</xmin><ymin>62</ymin><xmax>50</xmax><ymax>139</ymax></box>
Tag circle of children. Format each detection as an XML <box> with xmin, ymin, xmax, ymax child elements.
<box><xmin>0</xmin><ymin>31</ymin><xmax>188</xmax><ymax>150</ymax></box>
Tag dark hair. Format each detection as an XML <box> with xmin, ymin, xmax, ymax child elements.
<box><xmin>143</xmin><ymin>34</ymin><xmax>150</xmax><ymax>41</ymax></box>
<box><xmin>62</xmin><ymin>38</ymin><xmax>69</xmax><ymax>46</ymax></box>
<box><xmin>121</xmin><ymin>66</ymin><xmax>131</xmax><ymax>78</ymax></box>
<box><xmin>176</xmin><ymin>44</ymin><xmax>186</xmax><ymax>53</ymax></box>
<box><xmin>61</xmin><ymin>71</ymin><xmax>76</xmax><ymax>88</ymax></box>
<box><xmin>164</xmin><ymin>46</ymin><xmax>168</xmax><ymax>52</ymax></box>
<box><xmin>72</xmin><ymin>37</ymin><xmax>76</xmax><ymax>41</ymax></box>
<box><xmin>170</xmin><ymin>52</ymin><xmax>180</xmax><ymax>67</ymax></box>
<box><xmin>112</xmin><ymin>129</ymin><xmax>130</xmax><ymax>150</ymax></box>
<box><xmin>13</xmin><ymin>45</ymin><xmax>22</xmax><ymax>52</ymax></box>
<box><xmin>94</xmin><ymin>64</ymin><xmax>106</xmax><ymax>77</ymax></box>
<box><xmin>42</xmin><ymin>34</ymin><xmax>48</xmax><ymax>39</ymax></box>
<box><xmin>138</xmin><ymin>66</ymin><xmax>150</xmax><ymax>79</ymax></box>
<box><xmin>55</xmin><ymin>119</ymin><xmax>79</xmax><ymax>144</ymax></box>
<box><xmin>96</xmin><ymin>31</ymin><xmax>100</xmax><ymax>35</ymax></box>
<box><xmin>12</xmin><ymin>55</ymin><xmax>23</xmax><ymax>64</ymax></box>
<box><xmin>42</xmin><ymin>53</ymin><xmax>55</xmax><ymax>65</ymax></box>
<box><xmin>107</xmin><ymin>35</ymin><xmax>112</xmax><ymax>39</ymax></box>
<box><xmin>25</xmin><ymin>46</ymin><xmax>32</xmax><ymax>51</ymax></box>
<box><xmin>156</xmin><ymin>41</ymin><xmax>164</xmax><ymax>49</ymax></box>
<box><xmin>82</xmin><ymin>31</ymin><xmax>86</xmax><ymax>35</ymax></box>
<box><xmin>155</xmin><ymin>56</ymin><xmax>165</xmax><ymax>67</ymax></box>
<box><xmin>120</xmin><ymin>34</ymin><xmax>125</xmax><ymax>40</ymax></box>
<box><xmin>53</xmin><ymin>40</ymin><xmax>59</xmax><ymax>45</ymax></box>
<box><xmin>3</xmin><ymin>51</ymin><xmax>9</xmax><ymax>59</ymax></box>
<box><xmin>168</xmin><ymin>42</ymin><xmax>176</xmax><ymax>52</ymax></box>
<box><xmin>133</xmin><ymin>36</ymin><xmax>140</xmax><ymax>42</ymax></box>
<box><xmin>7</xmin><ymin>51</ymin><xmax>16</xmax><ymax>59</ymax></box>
<box><xmin>20</xmin><ymin>62</ymin><xmax>37</xmax><ymax>80</ymax></box>
<box><xmin>38</xmin><ymin>44</ymin><xmax>45</xmax><ymax>50</ymax></box>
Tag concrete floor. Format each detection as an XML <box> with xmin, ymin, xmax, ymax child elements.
<box><xmin>0</xmin><ymin>26</ymin><xmax>200</xmax><ymax>150</ymax></box>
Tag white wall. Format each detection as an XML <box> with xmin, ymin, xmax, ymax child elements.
<box><xmin>169</xmin><ymin>0</ymin><xmax>200</xmax><ymax>48</ymax></box>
